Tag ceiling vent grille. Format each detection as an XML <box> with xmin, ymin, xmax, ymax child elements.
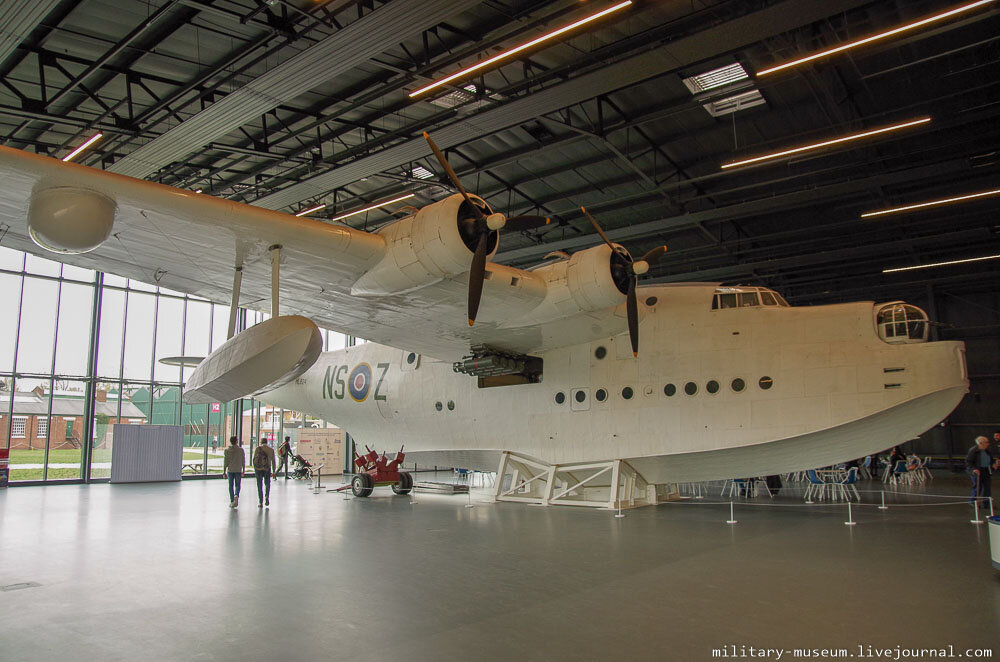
<box><xmin>702</xmin><ymin>89</ymin><xmax>766</xmax><ymax>117</ymax></box>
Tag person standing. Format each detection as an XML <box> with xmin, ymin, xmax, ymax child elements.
<box><xmin>253</xmin><ymin>440</ymin><xmax>276</xmax><ymax>508</ymax></box>
<box><xmin>275</xmin><ymin>436</ymin><xmax>292</xmax><ymax>480</ymax></box>
<box><xmin>223</xmin><ymin>436</ymin><xmax>245</xmax><ymax>508</ymax></box>
<box><xmin>966</xmin><ymin>435</ymin><xmax>1000</xmax><ymax>506</ymax></box>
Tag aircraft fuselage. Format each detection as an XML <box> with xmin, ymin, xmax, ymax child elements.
<box><xmin>262</xmin><ymin>283</ymin><xmax>968</xmax><ymax>483</ymax></box>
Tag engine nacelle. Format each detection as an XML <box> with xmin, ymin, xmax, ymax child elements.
<box><xmin>503</xmin><ymin>243</ymin><xmax>630</xmax><ymax>328</ymax></box>
<box><xmin>565</xmin><ymin>243</ymin><xmax>630</xmax><ymax>311</ymax></box>
<box><xmin>351</xmin><ymin>194</ymin><xmax>497</xmax><ymax>296</ymax></box>
<box><xmin>28</xmin><ymin>187</ymin><xmax>116</xmax><ymax>254</ymax></box>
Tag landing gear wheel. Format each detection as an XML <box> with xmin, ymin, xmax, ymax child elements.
<box><xmin>352</xmin><ymin>474</ymin><xmax>374</xmax><ymax>497</ymax></box>
<box><xmin>392</xmin><ymin>472</ymin><xmax>413</xmax><ymax>495</ymax></box>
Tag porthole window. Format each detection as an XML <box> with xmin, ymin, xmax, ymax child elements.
<box><xmin>664</xmin><ymin>383</ymin><xmax>676</xmax><ymax>397</ymax></box>
<box><xmin>759</xmin><ymin>376</ymin><xmax>773</xmax><ymax>390</ymax></box>
<box><xmin>706</xmin><ymin>380</ymin><xmax>720</xmax><ymax>394</ymax></box>
<box><xmin>434</xmin><ymin>401</ymin><xmax>443</xmax><ymax>411</ymax></box>
<box><xmin>594</xmin><ymin>346</ymin><xmax>607</xmax><ymax>360</ymax></box>
<box><xmin>595</xmin><ymin>388</ymin><xmax>608</xmax><ymax>402</ymax></box>
<box><xmin>645</xmin><ymin>296</ymin><xmax>658</xmax><ymax>306</ymax></box>
<box><xmin>574</xmin><ymin>390</ymin><xmax>586</xmax><ymax>403</ymax></box>
<box><xmin>555</xmin><ymin>392</ymin><xmax>566</xmax><ymax>404</ymax></box>
<box><xmin>447</xmin><ymin>400</ymin><xmax>455</xmax><ymax>411</ymax></box>
<box><xmin>622</xmin><ymin>387</ymin><xmax>634</xmax><ymax>400</ymax></box>
<box><xmin>684</xmin><ymin>381</ymin><xmax>698</xmax><ymax>396</ymax></box>
<box><xmin>731</xmin><ymin>378</ymin><xmax>746</xmax><ymax>392</ymax></box>
<box><xmin>406</xmin><ymin>352</ymin><xmax>416</xmax><ymax>365</ymax></box>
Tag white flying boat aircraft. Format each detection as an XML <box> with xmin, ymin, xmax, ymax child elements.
<box><xmin>0</xmin><ymin>139</ymin><xmax>968</xmax><ymax>508</ymax></box>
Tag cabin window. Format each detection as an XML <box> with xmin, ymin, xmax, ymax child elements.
<box><xmin>595</xmin><ymin>388</ymin><xmax>608</xmax><ymax>402</ymax></box>
<box><xmin>434</xmin><ymin>401</ymin><xmax>443</xmax><ymax>411</ymax></box>
<box><xmin>684</xmin><ymin>382</ymin><xmax>698</xmax><ymax>396</ymax></box>
<box><xmin>574</xmin><ymin>390</ymin><xmax>586</xmax><ymax>403</ymax></box>
<box><xmin>739</xmin><ymin>292</ymin><xmax>759</xmax><ymax>307</ymax></box>
<box><xmin>406</xmin><ymin>352</ymin><xmax>417</xmax><ymax>365</ymax></box>
<box><xmin>731</xmin><ymin>378</ymin><xmax>746</xmax><ymax>392</ymax></box>
<box><xmin>760</xmin><ymin>291</ymin><xmax>776</xmax><ymax>306</ymax></box>
<box><xmin>645</xmin><ymin>296</ymin><xmax>658</xmax><ymax>306</ymax></box>
<box><xmin>447</xmin><ymin>400</ymin><xmax>455</xmax><ymax>411</ymax></box>
<box><xmin>706</xmin><ymin>380</ymin><xmax>720</xmax><ymax>394</ymax></box>
<box><xmin>555</xmin><ymin>392</ymin><xmax>566</xmax><ymax>404</ymax></box>
<box><xmin>664</xmin><ymin>384</ymin><xmax>676</xmax><ymax>397</ymax></box>
<box><xmin>594</xmin><ymin>346</ymin><xmax>607</xmax><ymax>360</ymax></box>
<box><xmin>759</xmin><ymin>376</ymin><xmax>773</xmax><ymax>390</ymax></box>
<box><xmin>622</xmin><ymin>387</ymin><xmax>634</xmax><ymax>400</ymax></box>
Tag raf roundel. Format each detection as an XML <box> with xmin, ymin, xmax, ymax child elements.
<box><xmin>348</xmin><ymin>363</ymin><xmax>373</xmax><ymax>402</ymax></box>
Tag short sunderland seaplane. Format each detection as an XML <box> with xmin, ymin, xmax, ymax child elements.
<box><xmin>0</xmin><ymin>136</ymin><xmax>967</xmax><ymax>508</ymax></box>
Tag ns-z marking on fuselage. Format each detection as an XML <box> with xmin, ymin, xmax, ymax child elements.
<box><xmin>322</xmin><ymin>362</ymin><xmax>390</xmax><ymax>402</ymax></box>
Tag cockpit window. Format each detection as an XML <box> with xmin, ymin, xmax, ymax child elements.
<box><xmin>712</xmin><ymin>287</ymin><xmax>789</xmax><ymax>310</ymax></box>
<box><xmin>875</xmin><ymin>303</ymin><xmax>928</xmax><ymax>344</ymax></box>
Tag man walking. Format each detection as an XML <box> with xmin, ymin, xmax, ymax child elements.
<box><xmin>966</xmin><ymin>435</ymin><xmax>1000</xmax><ymax>506</ymax></box>
<box><xmin>253</xmin><ymin>440</ymin><xmax>276</xmax><ymax>508</ymax></box>
<box><xmin>223</xmin><ymin>436</ymin><xmax>245</xmax><ymax>508</ymax></box>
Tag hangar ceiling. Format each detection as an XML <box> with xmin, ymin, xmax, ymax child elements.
<box><xmin>1</xmin><ymin>0</ymin><xmax>999</xmax><ymax>308</ymax></box>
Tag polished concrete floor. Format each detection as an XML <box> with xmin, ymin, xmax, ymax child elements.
<box><xmin>1</xmin><ymin>473</ymin><xmax>998</xmax><ymax>662</ymax></box>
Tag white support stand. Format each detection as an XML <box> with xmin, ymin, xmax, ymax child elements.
<box><xmin>845</xmin><ymin>501</ymin><xmax>856</xmax><ymax>526</ymax></box>
<box><xmin>971</xmin><ymin>499</ymin><xmax>983</xmax><ymax>525</ymax></box>
<box><xmin>878</xmin><ymin>491</ymin><xmax>888</xmax><ymax>510</ymax></box>
<box><xmin>493</xmin><ymin>451</ymin><xmax>676</xmax><ymax>510</ymax></box>
<box><xmin>726</xmin><ymin>501</ymin><xmax>737</xmax><ymax>524</ymax></box>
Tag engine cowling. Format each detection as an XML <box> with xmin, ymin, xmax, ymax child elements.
<box><xmin>565</xmin><ymin>243</ymin><xmax>631</xmax><ymax>311</ymax></box>
<box><xmin>351</xmin><ymin>194</ymin><xmax>497</xmax><ymax>296</ymax></box>
<box><xmin>502</xmin><ymin>243</ymin><xmax>631</xmax><ymax>328</ymax></box>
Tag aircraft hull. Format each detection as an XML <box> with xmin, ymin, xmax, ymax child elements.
<box><xmin>261</xmin><ymin>285</ymin><xmax>968</xmax><ymax>484</ymax></box>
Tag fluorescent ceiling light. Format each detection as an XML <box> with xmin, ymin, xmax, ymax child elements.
<box><xmin>861</xmin><ymin>187</ymin><xmax>1000</xmax><ymax>218</ymax></box>
<box><xmin>720</xmin><ymin>117</ymin><xmax>930</xmax><ymax>169</ymax></box>
<box><xmin>409</xmin><ymin>1</ymin><xmax>632</xmax><ymax>98</ymax></box>
<box><xmin>683</xmin><ymin>63</ymin><xmax>750</xmax><ymax>93</ymax></box>
<box><xmin>62</xmin><ymin>133</ymin><xmax>102</xmax><ymax>162</ymax></box>
<box><xmin>329</xmin><ymin>193</ymin><xmax>416</xmax><ymax>221</ymax></box>
<box><xmin>295</xmin><ymin>203</ymin><xmax>326</xmax><ymax>217</ymax></box>
<box><xmin>757</xmin><ymin>0</ymin><xmax>996</xmax><ymax>76</ymax></box>
<box><xmin>883</xmin><ymin>253</ymin><xmax>1000</xmax><ymax>273</ymax></box>
<box><xmin>411</xmin><ymin>166</ymin><xmax>435</xmax><ymax>180</ymax></box>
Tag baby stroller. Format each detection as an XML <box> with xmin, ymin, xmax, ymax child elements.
<box><xmin>290</xmin><ymin>454</ymin><xmax>313</xmax><ymax>480</ymax></box>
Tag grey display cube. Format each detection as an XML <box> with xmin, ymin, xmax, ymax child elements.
<box><xmin>110</xmin><ymin>424</ymin><xmax>183</xmax><ymax>483</ymax></box>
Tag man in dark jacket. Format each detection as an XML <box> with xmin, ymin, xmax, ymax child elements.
<box><xmin>966</xmin><ymin>435</ymin><xmax>1000</xmax><ymax>505</ymax></box>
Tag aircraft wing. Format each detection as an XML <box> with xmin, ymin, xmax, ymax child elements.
<box><xmin>0</xmin><ymin>146</ymin><xmax>629</xmax><ymax>361</ymax></box>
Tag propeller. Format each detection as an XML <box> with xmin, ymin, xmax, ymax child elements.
<box><xmin>580</xmin><ymin>207</ymin><xmax>667</xmax><ymax>357</ymax></box>
<box><xmin>423</xmin><ymin>132</ymin><xmax>550</xmax><ymax>325</ymax></box>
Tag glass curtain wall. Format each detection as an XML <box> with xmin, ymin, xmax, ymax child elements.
<box><xmin>1</xmin><ymin>246</ymin><xmax>272</xmax><ymax>482</ymax></box>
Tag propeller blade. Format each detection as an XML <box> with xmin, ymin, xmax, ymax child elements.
<box><xmin>626</xmin><ymin>277</ymin><xmax>638</xmax><ymax>358</ymax></box>
<box><xmin>503</xmin><ymin>215</ymin><xmax>550</xmax><ymax>232</ymax></box>
<box><xmin>581</xmin><ymin>207</ymin><xmax>615</xmax><ymax>251</ymax></box>
<box><xmin>641</xmin><ymin>245</ymin><xmax>667</xmax><ymax>265</ymax></box>
<box><xmin>468</xmin><ymin>232</ymin><xmax>489</xmax><ymax>326</ymax></box>
<box><xmin>423</xmin><ymin>132</ymin><xmax>484</xmax><ymax>220</ymax></box>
